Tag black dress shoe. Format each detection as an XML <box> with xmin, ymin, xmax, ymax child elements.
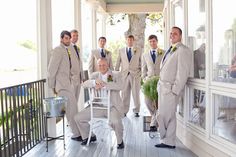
<box><xmin>124</xmin><ymin>113</ymin><xmax>127</xmax><ymax>117</ymax></box>
<box><xmin>117</xmin><ymin>141</ymin><xmax>124</xmax><ymax>149</ymax></box>
<box><xmin>81</xmin><ymin>136</ymin><xmax>97</xmax><ymax>145</ymax></box>
<box><xmin>155</xmin><ymin>143</ymin><xmax>175</xmax><ymax>149</ymax></box>
<box><xmin>71</xmin><ymin>136</ymin><xmax>82</xmax><ymax>141</ymax></box>
<box><xmin>150</xmin><ymin>126</ymin><xmax>157</xmax><ymax>132</ymax></box>
<box><xmin>135</xmin><ymin>113</ymin><xmax>140</xmax><ymax>117</ymax></box>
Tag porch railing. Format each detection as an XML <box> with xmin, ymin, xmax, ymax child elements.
<box><xmin>0</xmin><ymin>79</ymin><xmax>46</xmax><ymax>157</ymax></box>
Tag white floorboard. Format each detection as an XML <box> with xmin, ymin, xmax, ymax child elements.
<box><xmin>23</xmin><ymin>93</ymin><xmax>198</xmax><ymax>157</ymax></box>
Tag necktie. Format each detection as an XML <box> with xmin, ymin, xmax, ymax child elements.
<box><xmin>127</xmin><ymin>48</ymin><xmax>132</xmax><ymax>62</ymax></box>
<box><xmin>101</xmin><ymin>49</ymin><xmax>106</xmax><ymax>58</ymax></box>
<box><xmin>73</xmin><ymin>45</ymin><xmax>80</xmax><ymax>59</ymax></box>
<box><xmin>162</xmin><ymin>46</ymin><xmax>172</xmax><ymax>63</ymax></box>
<box><xmin>66</xmin><ymin>48</ymin><xmax>72</xmax><ymax>69</ymax></box>
<box><xmin>151</xmin><ymin>50</ymin><xmax>156</xmax><ymax>63</ymax></box>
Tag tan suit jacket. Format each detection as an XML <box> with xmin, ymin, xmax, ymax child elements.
<box><xmin>115</xmin><ymin>47</ymin><xmax>141</xmax><ymax>79</ymax></box>
<box><xmin>142</xmin><ymin>49</ymin><xmax>164</xmax><ymax>126</ymax></box>
<box><xmin>157</xmin><ymin>42</ymin><xmax>192</xmax><ymax>146</ymax></box>
<box><xmin>47</xmin><ymin>43</ymin><xmax>81</xmax><ymax>137</ymax></box>
<box><xmin>88</xmin><ymin>49</ymin><xmax>113</xmax><ymax>77</ymax></box>
<box><xmin>48</xmin><ymin>43</ymin><xmax>72</xmax><ymax>92</ymax></box>
<box><xmin>159</xmin><ymin>42</ymin><xmax>192</xmax><ymax>96</ymax></box>
<box><xmin>82</xmin><ymin>71</ymin><xmax>123</xmax><ymax>115</ymax></box>
<box><xmin>142</xmin><ymin>49</ymin><xmax>164</xmax><ymax>81</ymax></box>
<box><xmin>70</xmin><ymin>44</ymin><xmax>84</xmax><ymax>102</ymax></box>
<box><xmin>115</xmin><ymin>47</ymin><xmax>142</xmax><ymax>114</ymax></box>
<box><xmin>75</xmin><ymin>71</ymin><xmax>124</xmax><ymax>143</ymax></box>
<box><xmin>70</xmin><ymin>44</ymin><xmax>84</xmax><ymax>86</ymax></box>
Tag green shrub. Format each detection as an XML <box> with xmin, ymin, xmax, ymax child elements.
<box><xmin>141</xmin><ymin>76</ymin><xmax>159</xmax><ymax>101</ymax></box>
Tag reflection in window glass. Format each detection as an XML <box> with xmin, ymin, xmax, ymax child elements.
<box><xmin>189</xmin><ymin>89</ymin><xmax>206</xmax><ymax>129</ymax></box>
<box><xmin>213</xmin><ymin>94</ymin><xmax>236</xmax><ymax>144</ymax></box>
<box><xmin>177</xmin><ymin>96</ymin><xmax>184</xmax><ymax>117</ymax></box>
<box><xmin>213</xmin><ymin>0</ymin><xmax>236</xmax><ymax>83</ymax></box>
<box><xmin>188</xmin><ymin>0</ymin><xmax>206</xmax><ymax>79</ymax></box>
<box><xmin>0</xmin><ymin>0</ymin><xmax>37</xmax><ymax>87</ymax></box>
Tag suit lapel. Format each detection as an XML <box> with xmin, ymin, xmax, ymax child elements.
<box><xmin>129</xmin><ymin>47</ymin><xmax>137</xmax><ymax>63</ymax></box>
<box><xmin>122</xmin><ymin>48</ymin><xmax>129</xmax><ymax>63</ymax></box>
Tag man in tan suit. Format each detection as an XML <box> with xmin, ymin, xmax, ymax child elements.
<box><xmin>70</xmin><ymin>29</ymin><xmax>84</xmax><ymax>103</ymax></box>
<box><xmin>142</xmin><ymin>35</ymin><xmax>164</xmax><ymax>130</ymax></box>
<box><xmin>47</xmin><ymin>30</ymin><xmax>82</xmax><ymax>141</ymax></box>
<box><xmin>115</xmin><ymin>35</ymin><xmax>142</xmax><ymax>117</ymax></box>
<box><xmin>74</xmin><ymin>58</ymin><xmax>124</xmax><ymax>149</ymax></box>
<box><xmin>88</xmin><ymin>37</ymin><xmax>113</xmax><ymax>77</ymax></box>
<box><xmin>155</xmin><ymin>27</ymin><xmax>192</xmax><ymax>149</ymax></box>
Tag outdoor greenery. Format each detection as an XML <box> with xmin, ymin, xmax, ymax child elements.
<box><xmin>106</xmin><ymin>13</ymin><xmax>164</xmax><ymax>63</ymax></box>
<box><xmin>107</xmin><ymin>39</ymin><xmax>126</xmax><ymax>64</ymax></box>
<box><xmin>18</xmin><ymin>40</ymin><xmax>37</xmax><ymax>52</ymax></box>
<box><xmin>141</xmin><ymin>76</ymin><xmax>159</xmax><ymax>101</ymax></box>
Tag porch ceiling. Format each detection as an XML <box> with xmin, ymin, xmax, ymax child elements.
<box><xmin>105</xmin><ymin>0</ymin><xmax>164</xmax><ymax>4</ymax></box>
<box><xmin>103</xmin><ymin>0</ymin><xmax>164</xmax><ymax>13</ymax></box>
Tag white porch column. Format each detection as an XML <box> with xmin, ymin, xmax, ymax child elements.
<box><xmin>74</xmin><ymin>0</ymin><xmax>85</xmax><ymax>111</ymax></box>
<box><xmin>101</xmin><ymin>13</ymin><xmax>108</xmax><ymax>36</ymax></box>
<box><xmin>91</xmin><ymin>4</ymin><xmax>98</xmax><ymax>49</ymax></box>
<box><xmin>74</xmin><ymin>0</ymin><xmax>82</xmax><ymax>49</ymax></box>
<box><xmin>37</xmin><ymin>0</ymin><xmax>56</xmax><ymax>137</ymax></box>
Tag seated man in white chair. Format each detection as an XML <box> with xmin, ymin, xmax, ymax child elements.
<box><xmin>74</xmin><ymin>58</ymin><xmax>125</xmax><ymax>149</ymax></box>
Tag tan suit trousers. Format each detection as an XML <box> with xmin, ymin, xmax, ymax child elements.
<box><xmin>157</xmin><ymin>83</ymin><xmax>178</xmax><ymax>146</ymax></box>
<box><xmin>144</xmin><ymin>96</ymin><xmax>157</xmax><ymax>126</ymax></box>
<box><xmin>74</xmin><ymin>106</ymin><xmax>123</xmax><ymax>144</ymax></box>
<box><xmin>122</xmin><ymin>74</ymin><xmax>141</xmax><ymax>114</ymax></box>
<box><xmin>73</xmin><ymin>83</ymin><xmax>81</xmax><ymax>104</ymax></box>
<box><xmin>58</xmin><ymin>90</ymin><xmax>80</xmax><ymax>137</ymax></box>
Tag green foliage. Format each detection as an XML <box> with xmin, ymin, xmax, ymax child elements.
<box><xmin>18</xmin><ymin>40</ymin><xmax>37</xmax><ymax>51</ymax></box>
<box><xmin>142</xmin><ymin>76</ymin><xmax>159</xmax><ymax>101</ymax></box>
<box><xmin>107</xmin><ymin>14</ymin><xmax>127</xmax><ymax>25</ymax></box>
<box><xmin>146</xmin><ymin>13</ymin><xmax>164</xmax><ymax>33</ymax></box>
<box><xmin>107</xmin><ymin>39</ymin><xmax>126</xmax><ymax>64</ymax></box>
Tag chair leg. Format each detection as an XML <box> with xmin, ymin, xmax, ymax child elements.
<box><xmin>86</xmin><ymin>124</ymin><xmax>93</xmax><ymax>146</ymax></box>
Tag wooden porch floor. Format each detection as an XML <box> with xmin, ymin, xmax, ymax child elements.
<box><xmin>23</xmin><ymin>94</ymin><xmax>198</xmax><ymax>157</ymax></box>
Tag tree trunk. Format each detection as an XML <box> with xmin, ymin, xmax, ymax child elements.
<box><xmin>125</xmin><ymin>14</ymin><xmax>147</xmax><ymax>53</ymax></box>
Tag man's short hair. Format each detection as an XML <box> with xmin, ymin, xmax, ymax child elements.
<box><xmin>70</xmin><ymin>29</ymin><xmax>78</xmax><ymax>34</ymax></box>
<box><xmin>148</xmin><ymin>35</ymin><xmax>158</xmax><ymax>41</ymax></box>
<box><xmin>60</xmin><ymin>30</ymin><xmax>71</xmax><ymax>39</ymax></box>
<box><xmin>172</xmin><ymin>26</ymin><xmax>182</xmax><ymax>35</ymax></box>
<box><xmin>97</xmin><ymin>58</ymin><xmax>108</xmax><ymax>64</ymax></box>
<box><xmin>98</xmin><ymin>36</ymin><xmax>106</xmax><ymax>41</ymax></box>
<box><xmin>127</xmin><ymin>35</ymin><xmax>135</xmax><ymax>40</ymax></box>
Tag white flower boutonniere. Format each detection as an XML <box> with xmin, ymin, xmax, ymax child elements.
<box><xmin>133</xmin><ymin>49</ymin><xmax>137</xmax><ymax>54</ymax></box>
<box><xmin>67</xmin><ymin>49</ymin><xmax>71</xmax><ymax>56</ymax></box>
<box><xmin>105</xmin><ymin>49</ymin><xmax>109</xmax><ymax>55</ymax></box>
<box><xmin>171</xmin><ymin>46</ymin><xmax>177</xmax><ymax>53</ymax></box>
<box><xmin>157</xmin><ymin>49</ymin><xmax>163</xmax><ymax>55</ymax></box>
<box><xmin>107</xmin><ymin>74</ymin><xmax>113</xmax><ymax>82</ymax></box>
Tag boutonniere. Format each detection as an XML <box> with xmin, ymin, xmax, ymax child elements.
<box><xmin>157</xmin><ymin>49</ymin><xmax>163</xmax><ymax>55</ymax></box>
<box><xmin>105</xmin><ymin>49</ymin><xmax>109</xmax><ymax>55</ymax></box>
<box><xmin>133</xmin><ymin>49</ymin><xmax>137</xmax><ymax>54</ymax></box>
<box><xmin>171</xmin><ymin>46</ymin><xmax>177</xmax><ymax>53</ymax></box>
<box><xmin>107</xmin><ymin>73</ymin><xmax>113</xmax><ymax>82</ymax></box>
<box><xmin>67</xmin><ymin>49</ymin><xmax>71</xmax><ymax>56</ymax></box>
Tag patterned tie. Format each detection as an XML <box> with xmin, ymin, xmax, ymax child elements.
<box><xmin>127</xmin><ymin>48</ymin><xmax>132</xmax><ymax>62</ymax></box>
<box><xmin>66</xmin><ymin>48</ymin><xmax>72</xmax><ymax>69</ymax></box>
<box><xmin>151</xmin><ymin>50</ymin><xmax>156</xmax><ymax>63</ymax></box>
<box><xmin>162</xmin><ymin>46</ymin><xmax>172</xmax><ymax>63</ymax></box>
<box><xmin>73</xmin><ymin>45</ymin><xmax>80</xmax><ymax>59</ymax></box>
<box><xmin>101</xmin><ymin>49</ymin><xmax>106</xmax><ymax>58</ymax></box>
